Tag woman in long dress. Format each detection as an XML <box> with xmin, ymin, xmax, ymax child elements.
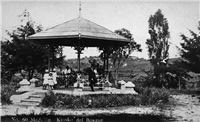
<box><xmin>43</xmin><ymin>70</ymin><xmax>49</xmax><ymax>90</ymax></box>
<box><xmin>48</xmin><ymin>72</ymin><xmax>54</xmax><ymax>90</ymax></box>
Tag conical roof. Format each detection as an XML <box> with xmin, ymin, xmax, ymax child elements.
<box><xmin>28</xmin><ymin>17</ymin><xmax>130</xmax><ymax>47</ymax></box>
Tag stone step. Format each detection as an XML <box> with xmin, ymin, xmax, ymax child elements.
<box><xmin>17</xmin><ymin>102</ymin><xmax>40</xmax><ymax>106</ymax></box>
<box><xmin>21</xmin><ymin>98</ymin><xmax>41</xmax><ymax>103</ymax></box>
<box><xmin>83</xmin><ymin>87</ymin><xmax>104</xmax><ymax>91</ymax></box>
<box><xmin>32</xmin><ymin>92</ymin><xmax>45</xmax><ymax>95</ymax></box>
<box><xmin>29</xmin><ymin>94</ymin><xmax>43</xmax><ymax>98</ymax></box>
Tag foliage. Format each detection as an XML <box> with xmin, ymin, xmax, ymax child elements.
<box><xmin>0</xmin><ymin>41</ymin><xmax>11</xmax><ymax>84</ymax></box>
<box><xmin>146</xmin><ymin>9</ymin><xmax>170</xmax><ymax>67</ymax></box>
<box><xmin>41</xmin><ymin>88</ymin><xmax>169</xmax><ymax>108</ymax></box>
<box><xmin>136</xmin><ymin>87</ymin><xmax>169</xmax><ymax>105</ymax></box>
<box><xmin>146</xmin><ymin>9</ymin><xmax>170</xmax><ymax>88</ymax></box>
<box><xmin>10</xmin><ymin>75</ymin><xmax>24</xmax><ymax>84</ymax></box>
<box><xmin>179</xmin><ymin>25</ymin><xmax>200</xmax><ymax>73</ymax></box>
<box><xmin>136</xmin><ymin>62</ymin><xmax>190</xmax><ymax>89</ymax></box>
<box><xmin>169</xmin><ymin>89</ymin><xmax>200</xmax><ymax>95</ymax></box>
<box><xmin>99</xmin><ymin>28</ymin><xmax>142</xmax><ymax>84</ymax></box>
<box><xmin>1</xmin><ymin>10</ymin><xmax>64</xmax><ymax>81</ymax></box>
<box><xmin>41</xmin><ymin>90</ymin><xmax>57</xmax><ymax>107</ymax></box>
<box><xmin>1</xmin><ymin>11</ymin><xmax>48</xmax><ymax>80</ymax></box>
<box><xmin>1</xmin><ymin>84</ymin><xmax>18</xmax><ymax>104</ymax></box>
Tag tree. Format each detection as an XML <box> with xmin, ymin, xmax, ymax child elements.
<box><xmin>99</xmin><ymin>28</ymin><xmax>142</xmax><ymax>85</ymax></box>
<box><xmin>180</xmin><ymin>25</ymin><xmax>200</xmax><ymax>73</ymax></box>
<box><xmin>1</xmin><ymin>42</ymin><xmax>14</xmax><ymax>84</ymax></box>
<box><xmin>1</xmin><ymin>22</ymin><xmax>48</xmax><ymax>80</ymax></box>
<box><xmin>1</xmin><ymin>10</ymin><xmax>64</xmax><ymax>81</ymax></box>
<box><xmin>146</xmin><ymin>9</ymin><xmax>170</xmax><ymax>87</ymax></box>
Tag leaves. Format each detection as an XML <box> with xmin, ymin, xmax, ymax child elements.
<box><xmin>146</xmin><ymin>9</ymin><xmax>170</xmax><ymax>67</ymax></box>
<box><xmin>1</xmin><ymin>10</ymin><xmax>49</xmax><ymax>80</ymax></box>
<box><xmin>180</xmin><ymin>26</ymin><xmax>200</xmax><ymax>73</ymax></box>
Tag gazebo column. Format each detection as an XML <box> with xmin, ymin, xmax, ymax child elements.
<box><xmin>48</xmin><ymin>53</ymin><xmax>51</xmax><ymax>72</ymax></box>
<box><xmin>77</xmin><ymin>43</ymin><xmax>81</xmax><ymax>72</ymax></box>
<box><xmin>105</xmin><ymin>47</ymin><xmax>109</xmax><ymax>71</ymax></box>
<box><xmin>103</xmin><ymin>52</ymin><xmax>106</xmax><ymax>70</ymax></box>
<box><xmin>75</xmin><ymin>40</ymin><xmax>84</xmax><ymax>72</ymax></box>
<box><xmin>48</xmin><ymin>44</ymin><xmax>55</xmax><ymax>72</ymax></box>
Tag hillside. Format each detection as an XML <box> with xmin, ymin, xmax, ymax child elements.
<box><xmin>63</xmin><ymin>56</ymin><xmax>180</xmax><ymax>81</ymax></box>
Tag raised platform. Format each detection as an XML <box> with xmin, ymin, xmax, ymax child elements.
<box><xmin>23</xmin><ymin>86</ymin><xmax>138</xmax><ymax>95</ymax></box>
<box><xmin>11</xmin><ymin>86</ymin><xmax>138</xmax><ymax>106</ymax></box>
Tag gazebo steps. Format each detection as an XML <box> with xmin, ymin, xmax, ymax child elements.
<box><xmin>16</xmin><ymin>102</ymin><xmax>40</xmax><ymax>106</ymax></box>
<box><xmin>82</xmin><ymin>86</ymin><xmax>104</xmax><ymax>91</ymax></box>
<box><xmin>29</xmin><ymin>94</ymin><xmax>43</xmax><ymax>98</ymax></box>
<box><xmin>21</xmin><ymin>98</ymin><xmax>41</xmax><ymax>103</ymax></box>
<box><xmin>19</xmin><ymin>92</ymin><xmax>44</xmax><ymax>106</ymax></box>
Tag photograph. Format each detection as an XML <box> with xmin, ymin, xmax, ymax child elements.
<box><xmin>1</xmin><ymin>0</ymin><xmax>200</xmax><ymax>121</ymax></box>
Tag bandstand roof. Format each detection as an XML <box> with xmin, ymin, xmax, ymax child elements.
<box><xmin>28</xmin><ymin>17</ymin><xmax>130</xmax><ymax>47</ymax></box>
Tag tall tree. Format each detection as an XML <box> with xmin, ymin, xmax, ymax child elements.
<box><xmin>146</xmin><ymin>9</ymin><xmax>170</xmax><ymax>87</ymax></box>
<box><xmin>180</xmin><ymin>24</ymin><xmax>200</xmax><ymax>73</ymax></box>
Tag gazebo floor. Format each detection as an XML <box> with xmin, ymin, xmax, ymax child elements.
<box><xmin>18</xmin><ymin>86</ymin><xmax>138</xmax><ymax>96</ymax></box>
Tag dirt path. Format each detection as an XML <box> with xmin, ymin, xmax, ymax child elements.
<box><xmin>160</xmin><ymin>95</ymin><xmax>200</xmax><ymax>122</ymax></box>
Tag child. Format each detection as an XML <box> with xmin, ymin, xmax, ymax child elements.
<box><xmin>48</xmin><ymin>72</ymin><xmax>54</xmax><ymax>90</ymax></box>
<box><xmin>53</xmin><ymin>68</ymin><xmax>57</xmax><ymax>89</ymax></box>
<box><xmin>43</xmin><ymin>70</ymin><xmax>49</xmax><ymax>90</ymax></box>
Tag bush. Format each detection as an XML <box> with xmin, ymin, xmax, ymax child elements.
<box><xmin>41</xmin><ymin>90</ymin><xmax>57</xmax><ymax>107</ymax></box>
<box><xmin>41</xmin><ymin>88</ymin><xmax>169</xmax><ymax>108</ymax></box>
<box><xmin>136</xmin><ymin>87</ymin><xmax>169</xmax><ymax>105</ymax></box>
<box><xmin>11</xmin><ymin>75</ymin><xmax>23</xmax><ymax>84</ymax></box>
<box><xmin>1</xmin><ymin>84</ymin><xmax>18</xmax><ymax>104</ymax></box>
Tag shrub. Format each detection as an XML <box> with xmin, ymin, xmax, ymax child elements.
<box><xmin>140</xmin><ymin>87</ymin><xmax>169</xmax><ymax>105</ymax></box>
<box><xmin>41</xmin><ymin>88</ymin><xmax>169</xmax><ymax>109</ymax></box>
<box><xmin>41</xmin><ymin>90</ymin><xmax>57</xmax><ymax>107</ymax></box>
<box><xmin>1</xmin><ymin>84</ymin><xmax>18</xmax><ymax>104</ymax></box>
<box><xmin>11</xmin><ymin>75</ymin><xmax>23</xmax><ymax>84</ymax></box>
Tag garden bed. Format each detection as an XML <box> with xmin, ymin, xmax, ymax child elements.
<box><xmin>41</xmin><ymin>87</ymin><xmax>169</xmax><ymax>108</ymax></box>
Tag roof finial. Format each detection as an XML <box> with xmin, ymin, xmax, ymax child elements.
<box><xmin>79</xmin><ymin>0</ymin><xmax>81</xmax><ymax>18</ymax></box>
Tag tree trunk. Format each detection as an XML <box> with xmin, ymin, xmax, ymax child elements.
<box><xmin>27</xmin><ymin>69</ymin><xmax>34</xmax><ymax>80</ymax></box>
<box><xmin>178</xmin><ymin>77</ymin><xmax>181</xmax><ymax>90</ymax></box>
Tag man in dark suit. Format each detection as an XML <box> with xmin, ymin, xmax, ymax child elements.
<box><xmin>88</xmin><ymin>65</ymin><xmax>97</xmax><ymax>92</ymax></box>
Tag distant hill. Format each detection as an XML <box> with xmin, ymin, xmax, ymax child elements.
<box><xmin>63</xmin><ymin>56</ymin><xmax>180</xmax><ymax>74</ymax></box>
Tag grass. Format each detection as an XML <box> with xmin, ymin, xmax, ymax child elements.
<box><xmin>168</xmin><ymin>89</ymin><xmax>200</xmax><ymax>95</ymax></box>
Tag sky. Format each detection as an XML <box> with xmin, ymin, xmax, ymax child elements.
<box><xmin>1</xmin><ymin>0</ymin><xmax>199</xmax><ymax>59</ymax></box>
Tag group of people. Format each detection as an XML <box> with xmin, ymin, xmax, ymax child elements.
<box><xmin>43</xmin><ymin>69</ymin><xmax>57</xmax><ymax>90</ymax></box>
<box><xmin>42</xmin><ymin>60</ymin><xmax>103</xmax><ymax>92</ymax></box>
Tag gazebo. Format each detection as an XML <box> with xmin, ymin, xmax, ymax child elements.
<box><xmin>28</xmin><ymin>17</ymin><xmax>130</xmax><ymax>72</ymax></box>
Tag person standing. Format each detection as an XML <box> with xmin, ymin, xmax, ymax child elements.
<box><xmin>88</xmin><ymin>65</ymin><xmax>97</xmax><ymax>92</ymax></box>
<box><xmin>48</xmin><ymin>72</ymin><xmax>54</xmax><ymax>90</ymax></box>
<box><xmin>63</xmin><ymin>66</ymin><xmax>71</xmax><ymax>87</ymax></box>
<box><xmin>43</xmin><ymin>70</ymin><xmax>49</xmax><ymax>90</ymax></box>
<box><xmin>53</xmin><ymin>68</ymin><xmax>57</xmax><ymax>89</ymax></box>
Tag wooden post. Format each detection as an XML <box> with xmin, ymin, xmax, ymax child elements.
<box><xmin>77</xmin><ymin>43</ymin><xmax>81</xmax><ymax>72</ymax></box>
<box><xmin>48</xmin><ymin>56</ymin><xmax>50</xmax><ymax>72</ymax></box>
